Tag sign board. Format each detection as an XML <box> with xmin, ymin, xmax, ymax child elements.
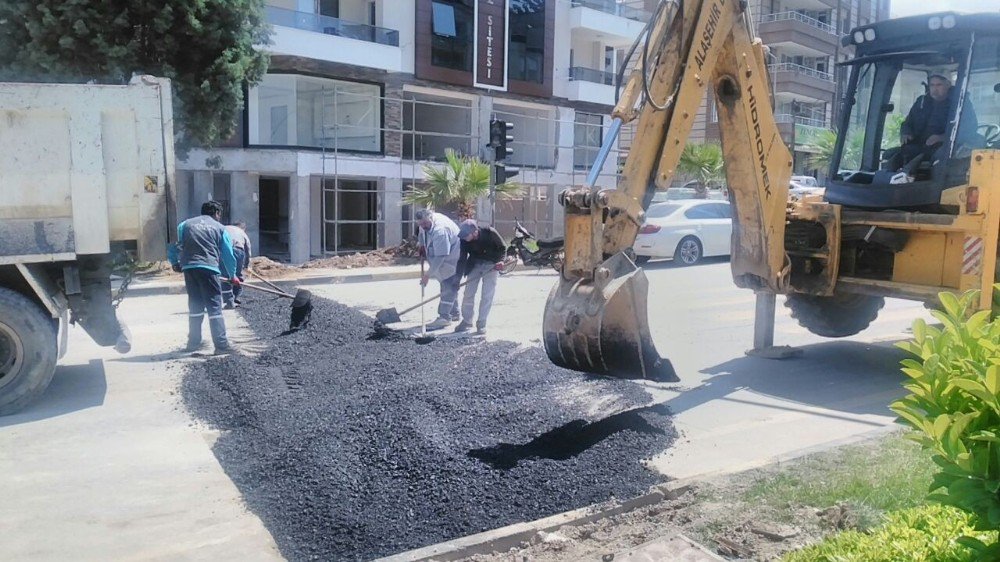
<box><xmin>473</xmin><ymin>0</ymin><xmax>509</xmax><ymax>91</ymax></box>
<box><xmin>794</xmin><ymin>123</ymin><xmax>831</xmax><ymax>153</ymax></box>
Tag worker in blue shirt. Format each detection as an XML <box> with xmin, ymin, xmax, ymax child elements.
<box><xmin>168</xmin><ymin>201</ymin><xmax>239</xmax><ymax>354</ymax></box>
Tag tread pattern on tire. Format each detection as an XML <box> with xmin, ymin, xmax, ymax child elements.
<box><xmin>785</xmin><ymin>292</ymin><xmax>885</xmax><ymax>338</ymax></box>
<box><xmin>0</xmin><ymin>287</ymin><xmax>58</xmax><ymax>416</ymax></box>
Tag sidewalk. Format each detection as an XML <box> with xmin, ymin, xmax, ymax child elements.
<box><xmin>123</xmin><ymin>264</ymin><xmax>424</xmax><ymax>297</ymax></box>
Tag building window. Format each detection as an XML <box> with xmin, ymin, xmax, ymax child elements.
<box><xmin>508</xmin><ymin>1</ymin><xmax>545</xmax><ymax>83</ymax></box>
<box><xmin>574</xmin><ymin>112</ymin><xmax>603</xmax><ymax>168</ymax></box>
<box><xmin>249</xmin><ymin>74</ymin><xmax>382</xmax><ymax>152</ymax></box>
<box><xmin>431</xmin><ymin>0</ymin><xmax>474</xmax><ymax>71</ymax></box>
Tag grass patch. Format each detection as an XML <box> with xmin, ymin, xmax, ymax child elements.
<box><xmin>782</xmin><ymin>504</ymin><xmax>998</xmax><ymax>562</ymax></box>
<box><xmin>741</xmin><ymin>432</ymin><xmax>935</xmax><ymax>528</ymax></box>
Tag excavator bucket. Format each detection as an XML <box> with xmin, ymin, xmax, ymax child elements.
<box><xmin>542</xmin><ymin>252</ymin><xmax>678</xmax><ymax>382</ymax></box>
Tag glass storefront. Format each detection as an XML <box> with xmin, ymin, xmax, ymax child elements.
<box><xmin>249</xmin><ymin>74</ymin><xmax>382</xmax><ymax>152</ymax></box>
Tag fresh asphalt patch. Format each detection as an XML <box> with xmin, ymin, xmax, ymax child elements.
<box><xmin>182</xmin><ymin>290</ymin><xmax>678</xmax><ymax>560</ymax></box>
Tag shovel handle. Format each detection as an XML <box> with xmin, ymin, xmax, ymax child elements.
<box><xmin>396</xmin><ymin>278</ymin><xmax>470</xmax><ymax>317</ymax></box>
<box><xmin>247</xmin><ymin>268</ymin><xmax>286</xmax><ymax>293</ymax></box>
<box><xmin>241</xmin><ymin>282</ymin><xmax>295</xmax><ymax>299</ymax></box>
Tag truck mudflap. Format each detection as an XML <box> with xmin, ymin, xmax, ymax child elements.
<box><xmin>542</xmin><ymin>252</ymin><xmax>678</xmax><ymax>382</ymax></box>
<box><xmin>68</xmin><ymin>255</ymin><xmax>131</xmax><ymax>354</ymax></box>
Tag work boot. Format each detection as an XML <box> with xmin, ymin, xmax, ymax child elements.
<box><xmin>208</xmin><ymin>314</ymin><xmax>231</xmax><ymax>349</ymax></box>
<box><xmin>476</xmin><ymin>325</ymin><xmax>487</xmax><ymax>336</ymax></box>
<box><xmin>213</xmin><ymin>345</ymin><xmax>235</xmax><ymax>356</ymax></box>
<box><xmin>224</xmin><ymin>302</ymin><xmax>239</xmax><ymax>310</ymax></box>
<box><xmin>183</xmin><ymin>340</ymin><xmax>204</xmax><ymax>353</ymax></box>
<box><xmin>426</xmin><ymin>317</ymin><xmax>451</xmax><ymax>330</ymax></box>
<box><xmin>454</xmin><ymin>321</ymin><xmax>472</xmax><ymax>333</ymax></box>
<box><xmin>451</xmin><ymin>313</ymin><xmax>461</xmax><ymax>322</ymax></box>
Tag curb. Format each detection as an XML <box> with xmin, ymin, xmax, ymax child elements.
<box><xmin>375</xmin><ymin>479</ymin><xmax>703</xmax><ymax>562</ymax></box>
<box><xmin>124</xmin><ymin>269</ymin><xmax>423</xmax><ymax>297</ymax></box>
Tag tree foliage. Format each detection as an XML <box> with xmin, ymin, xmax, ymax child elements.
<box><xmin>404</xmin><ymin>149</ymin><xmax>523</xmax><ymax>220</ymax></box>
<box><xmin>677</xmin><ymin>142</ymin><xmax>725</xmax><ymax>198</ymax></box>
<box><xmin>0</xmin><ymin>0</ymin><xmax>271</xmax><ymax>149</ymax></box>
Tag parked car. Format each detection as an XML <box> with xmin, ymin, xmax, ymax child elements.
<box><xmin>652</xmin><ymin>180</ymin><xmax>728</xmax><ymax>203</ymax></box>
<box><xmin>788</xmin><ymin>175</ymin><xmax>824</xmax><ymax>200</ymax></box>
<box><xmin>633</xmin><ymin>200</ymin><xmax>733</xmax><ymax>265</ymax></box>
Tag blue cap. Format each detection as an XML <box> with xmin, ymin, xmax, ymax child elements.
<box><xmin>458</xmin><ymin>220</ymin><xmax>478</xmax><ymax>239</ymax></box>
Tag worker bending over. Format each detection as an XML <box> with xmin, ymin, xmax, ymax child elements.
<box><xmin>455</xmin><ymin>220</ymin><xmax>506</xmax><ymax>335</ymax></box>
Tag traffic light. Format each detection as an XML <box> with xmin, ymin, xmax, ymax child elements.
<box><xmin>493</xmin><ymin>163</ymin><xmax>519</xmax><ymax>186</ymax></box>
<box><xmin>488</xmin><ymin>118</ymin><xmax>514</xmax><ymax>162</ymax></box>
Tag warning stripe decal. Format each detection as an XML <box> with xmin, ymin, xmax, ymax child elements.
<box><xmin>964</xmin><ymin>236</ymin><xmax>984</xmax><ymax>275</ymax></box>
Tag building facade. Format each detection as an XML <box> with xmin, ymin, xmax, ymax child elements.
<box><xmin>176</xmin><ymin>0</ymin><xmax>653</xmax><ymax>263</ymax></box>
<box><xmin>692</xmin><ymin>0</ymin><xmax>891</xmax><ymax>181</ymax></box>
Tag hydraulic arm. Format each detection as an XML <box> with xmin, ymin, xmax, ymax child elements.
<box><xmin>543</xmin><ymin>0</ymin><xmax>793</xmax><ymax>381</ymax></box>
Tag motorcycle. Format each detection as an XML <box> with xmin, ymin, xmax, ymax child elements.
<box><xmin>501</xmin><ymin>220</ymin><xmax>564</xmax><ymax>274</ymax></box>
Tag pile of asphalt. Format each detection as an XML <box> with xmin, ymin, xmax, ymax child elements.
<box><xmin>182</xmin><ymin>290</ymin><xmax>677</xmax><ymax>561</ymax></box>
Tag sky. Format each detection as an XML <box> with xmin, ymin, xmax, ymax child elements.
<box><xmin>891</xmin><ymin>0</ymin><xmax>1000</xmax><ymax>17</ymax></box>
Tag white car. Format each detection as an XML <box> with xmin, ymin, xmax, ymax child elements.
<box><xmin>633</xmin><ymin>200</ymin><xmax>733</xmax><ymax>265</ymax></box>
<box><xmin>789</xmin><ymin>175</ymin><xmax>824</xmax><ymax>200</ymax></box>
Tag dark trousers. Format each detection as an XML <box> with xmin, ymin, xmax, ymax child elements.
<box><xmin>184</xmin><ymin>268</ymin><xmax>229</xmax><ymax>349</ymax></box>
<box><xmin>222</xmin><ymin>248</ymin><xmax>247</xmax><ymax>305</ymax></box>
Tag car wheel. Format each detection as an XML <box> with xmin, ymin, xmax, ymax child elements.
<box><xmin>673</xmin><ymin>237</ymin><xmax>702</xmax><ymax>266</ymax></box>
<box><xmin>634</xmin><ymin>255</ymin><xmax>651</xmax><ymax>265</ymax></box>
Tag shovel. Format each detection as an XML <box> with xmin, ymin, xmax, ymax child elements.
<box><xmin>375</xmin><ymin>278</ymin><xmax>470</xmax><ymax>325</ymax></box>
<box><xmin>413</xmin><ymin>257</ymin><xmax>436</xmax><ymax>345</ymax></box>
<box><xmin>239</xmin><ymin>281</ymin><xmax>314</xmax><ymax>331</ymax></box>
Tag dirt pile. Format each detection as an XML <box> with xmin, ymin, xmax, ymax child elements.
<box><xmin>301</xmin><ymin>239</ymin><xmax>420</xmax><ymax>270</ymax></box>
<box><xmin>182</xmin><ymin>291</ymin><xmax>677</xmax><ymax>561</ymax></box>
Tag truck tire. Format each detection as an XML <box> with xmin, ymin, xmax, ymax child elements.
<box><xmin>785</xmin><ymin>292</ymin><xmax>885</xmax><ymax>338</ymax></box>
<box><xmin>0</xmin><ymin>288</ymin><xmax>58</xmax><ymax>416</ymax></box>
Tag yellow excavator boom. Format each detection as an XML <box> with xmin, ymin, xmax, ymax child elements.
<box><xmin>543</xmin><ymin>0</ymin><xmax>792</xmax><ymax>381</ymax></box>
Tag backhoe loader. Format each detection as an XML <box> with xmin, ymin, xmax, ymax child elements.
<box><xmin>542</xmin><ymin>0</ymin><xmax>1000</xmax><ymax>382</ymax></box>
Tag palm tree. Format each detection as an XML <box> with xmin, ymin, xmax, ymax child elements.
<box><xmin>807</xmin><ymin>128</ymin><xmax>864</xmax><ymax>172</ymax></box>
<box><xmin>403</xmin><ymin>149</ymin><xmax>523</xmax><ymax>220</ymax></box>
<box><xmin>677</xmin><ymin>142</ymin><xmax>725</xmax><ymax>198</ymax></box>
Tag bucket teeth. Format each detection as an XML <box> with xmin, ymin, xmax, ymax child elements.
<box><xmin>542</xmin><ymin>252</ymin><xmax>678</xmax><ymax>382</ymax></box>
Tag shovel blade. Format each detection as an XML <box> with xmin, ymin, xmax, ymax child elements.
<box><xmin>542</xmin><ymin>252</ymin><xmax>678</xmax><ymax>382</ymax></box>
<box><xmin>375</xmin><ymin>308</ymin><xmax>401</xmax><ymax>325</ymax></box>
<box><xmin>289</xmin><ymin>289</ymin><xmax>313</xmax><ymax>330</ymax></box>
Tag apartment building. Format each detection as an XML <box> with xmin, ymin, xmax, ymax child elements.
<box><xmin>176</xmin><ymin>0</ymin><xmax>653</xmax><ymax>263</ymax></box>
<box><xmin>692</xmin><ymin>0</ymin><xmax>891</xmax><ymax>180</ymax></box>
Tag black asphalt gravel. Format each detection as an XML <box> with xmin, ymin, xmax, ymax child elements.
<box><xmin>182</xmin><ymin>290</ymin><xmax>677</xmax><ymax>561</ymax></box>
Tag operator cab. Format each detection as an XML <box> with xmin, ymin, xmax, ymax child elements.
<box><xmin>825</xmin><ymin>12</ymin><xmax>1000</xmax><ymax>210</ymax></box>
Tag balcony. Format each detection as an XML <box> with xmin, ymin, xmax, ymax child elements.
<box><xmin>774</xmin><ymin>114</ymin><xmax>831</xmax><ymax>147</ymax></box>
<box><xmin>758</xmin><ymin>11</ymin><xmax>838</xmax><ymax>56</ymax></box>
<box><xmin>265</xmin><ymin>6</ymin><xmax>403</xmax><ymax>72</ymax></box>
<box><xmin>570</xmin><ymin>0</ymin><xmax>648</xmax><ymax>46</ymax></box>
<box><xmin>566</xmin><ymin>66</ymin><xmax>616</xmax><ymax>105</ymax></box>
<box><xmin>767</xmin><ymin>63</ymin><xmax>836</xmax><ymax>103</ymax></box>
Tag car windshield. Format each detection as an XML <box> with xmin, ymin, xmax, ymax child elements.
<box><xmin>646</xmin><ymin>204</ymin><xmax>681</xmax><ymax>219</ymax></box>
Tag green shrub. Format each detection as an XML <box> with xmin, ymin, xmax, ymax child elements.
<box><xmin>890</xmin><ymin>290</ymin><xmax>1000</xmax><ymax>556</ymax></box>
<box><xmin>782</xmin><ymin>504</ymin><xmax>996</xmax><ymax>561</ymax></box>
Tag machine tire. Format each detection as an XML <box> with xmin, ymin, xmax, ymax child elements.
<box><xmin>0</xmin><ymin>287</ymin><xmax>58</xmax><ymax>416</ymax></box>
<box><xmin>550</xmin><ymin>251</ymin><xmax>564</xmax><ymax>273</ymax></box>
<box><xmin>785</xmin><ymin>292</ymin><xmax>885</xmax><ymax>338</ymax></box>
<box><xmin>673</xmin><ymin>236</ymin><xmax>703</xmax><ymax>266</ymax></box>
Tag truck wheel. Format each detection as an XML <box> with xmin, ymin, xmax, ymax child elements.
<box><xmin>785</xmin><ymin>292</ymin><xmax>885</xmax><ymax>338</ymax></box>
<box><xmin>0</xmin><ymin>288</ymin><xmax>58</xmax><ymax>416</ymax></box>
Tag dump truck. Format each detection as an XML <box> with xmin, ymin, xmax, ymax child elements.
<box><xmin>0</xmin><ymin>76</ymin><xmax>174</xmax><ymax>414</ymax></box>
<box><xmin>542</xmin><ymin>1</ymin><xmax>1000</xmax><ymax>381</ymax></box>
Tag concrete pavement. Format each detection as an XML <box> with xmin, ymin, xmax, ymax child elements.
<box><xmin>0</xmin><ymin>294</ymin><xmax>281</xmax><ymax>561</ymax></box>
